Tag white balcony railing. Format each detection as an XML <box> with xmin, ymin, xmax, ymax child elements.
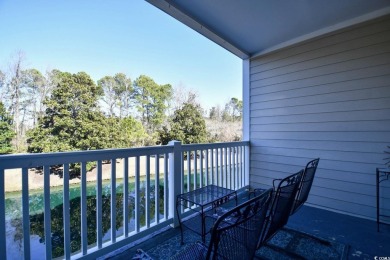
<box><xmin>0</xmin><ymin>141</ymin><xmax>249</xmax><ymax>260</ymax></box>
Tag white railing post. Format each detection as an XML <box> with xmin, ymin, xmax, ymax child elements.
<box><xmin>245</xmin><ymin>144</ymin><xmax>250</xmax><ymax>187</ymax></box>
<box><xmin>43</xmin><ymin>166</ymin><xmax>52</xmax><ymax>259</ymax></box>
<box><xmin>168</xmin><ymin>140</ymin><xmax>182</xmax><ymax>227</ymax></box>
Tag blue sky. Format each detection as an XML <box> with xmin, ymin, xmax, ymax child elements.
<box><xmin>0</xmin><ymin>0</ymin><xmax>242</xmax><ymax>110</ymax></box>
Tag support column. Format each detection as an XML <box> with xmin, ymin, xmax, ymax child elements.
<box><xmin>168</xmin><ymin>140</ymin><xmax>182</xmax><ymax>227</ymax></box>
<box><xmin>243</xmin><ymin>59</ymin><xmax>251</xmax><ymax>186</ymax></box>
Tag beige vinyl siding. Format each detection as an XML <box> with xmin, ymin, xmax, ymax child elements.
<box><xmin>249</xmin><ymin>15</ymin><xmax>390</xmax><ymax>220</ymax></box>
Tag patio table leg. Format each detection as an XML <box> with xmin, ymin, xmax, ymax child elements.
<box><xmin>176</xmin><ymin>197</ymin><xmax>184</xmax><ymax>245</ymax></box>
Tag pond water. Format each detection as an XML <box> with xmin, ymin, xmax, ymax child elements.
<box><xmin>5</xmin><ymin>178</ymin><xmax>166</xmax><ymax>259</ymax></box>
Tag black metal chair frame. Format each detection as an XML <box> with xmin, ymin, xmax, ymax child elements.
<box><xmin>260</xmin><ymin>170</ymin><xmax>303</xmax><ymax>245</ymax></box>
<box><xmin>171</xmin><ymin>189</ymin><xmax>273</xmax><ymax>260</ymax></box>
<box><xmin>250</xmin><ymin>158</ymin><xmax>320</xmax><ymax>216</ymax></box>
<box><xmin>290</xmin><ymin>158</ymin><xmax>320</xmax><ymax>215</ymax></box>
<box><xmin>267</xmin><ymin>159</ymin><xmax>329</xmax><ymax>247</ymax></box>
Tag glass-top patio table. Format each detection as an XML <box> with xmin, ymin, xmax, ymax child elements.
<box><xmin>176</xmin><ymin>185</ymin><xmax>237</xmax><ymax>244</ymax></box>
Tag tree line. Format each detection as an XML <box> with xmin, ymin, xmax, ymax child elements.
<box><xmin>0</xmin><ymin>52</ymin><xmax>242</xmax><ymax>155</ymax></box>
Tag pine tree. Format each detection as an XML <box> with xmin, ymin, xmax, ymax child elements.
<box><xmin>27</xmin><ymin>71</ymin><xmax>110</xmax><ymax>153</ymax></box>
<box><xmin>0</xmin><ymin>102</ymin><xmax>15</xmax><ymax>154</ymax></box>
<box><xmin>159</xmin><ymin>103</ymin><xmax>207</xmax><ymax>145</ymax></box>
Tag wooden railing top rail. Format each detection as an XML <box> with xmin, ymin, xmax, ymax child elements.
<box><xmin>181</xmin><ymin>141</ymin><xmax>249</xmax><ymax>151</ymax></box>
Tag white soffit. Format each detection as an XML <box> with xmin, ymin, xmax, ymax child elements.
<box><xmin>146</xmin><ymin>0</ymin><xmax>390</xmax><ymax>59</ymax></box>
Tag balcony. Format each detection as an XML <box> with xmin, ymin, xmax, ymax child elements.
<box><xmin>1</xmin><ymin>141</ymin><xmax>389</xmax><ymax>259</ymax></box>
<box><xmin>0</xmin><ymin>141</ymin><xmax>249</xmax><ymax>259</ymax></box>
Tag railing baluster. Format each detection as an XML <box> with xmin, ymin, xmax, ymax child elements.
<box><xmin>205</xmin><ymin>149</ymin><xmax>209</xmax><ymax>186</ymax></box>
<box><xmin>181</xmin><ymin>153</ymin><xmax>184</xmax><ymax>193</ymax></box>
<box><xmin>220</xmin><ymin>148</ymin><xmax>224</xmax><ymax>187</ymax></box>
<box><xmin>231</xmin><ymin>147</ymin><xmax>234</xmax><ymax>189</ymax></box>
<box><xmin>230</xmin><ymin>148</ymin><xmax>232</xmax><ymax>189</ymax></box>
<box><xmin>146</xmin><ymin>155</ymin><xmax>150</xmax><ymax>228</ymax></box>
<box><xmin>0</xmin><ymin>169</ymin><xmax>5</xmax><ymax>260</ymax></box>
<box><xmin>236</xmin><ymin>146</ymin><xmax>239</xmax><ymax>187</ymax></box>
<box><xmin>111</xmin><ymin>159</ymin><xmax>117</xmax><ymax>242</ymax></box>
<box><xmin>243</xmin><ymin>145</ymin><xmax>245</xmax><ymax>187</ymax></box>
<box><xmin>237</xmin><ymin>146</ymin><xmax>241</xmax><ymax>188</ymax></box>
<box><xmin>210</xmin><ymin>149</ymin><xmax>214</xmax><ymax>185</ymax></box>
<box><xmin>226</xmin><ymin>147</ymin><xmax>232</xmax><ymax>189</ymax></box>
<box><xmin>164</xmin><ymin>154</ymin><xmax>169</xmax><ymax>220</ymax></box>
<box><xmin>186</xmin><ymin>151</ymin><xmax>191</xmax><ymax>208</ymax></box>
<box><xmin>224</xmin><ymin>148</ymin><xmax>228</xmax><ymax>188</ymax></box>
<box><xmin>135</xmin><ymin>156</ymin><xmax>140</xmax><ymax>232</ymax></box>
<box><xmin>238</xmin><ymin>146</ymin><xmax>241</xmax><ymax>188</ymax></box>
<box><xmin>63</xmin><ymin>164</ymin><xmax>71</xmax><ymax>259</ymax></box>
<box><xmin>229</xmin><ymin>147</ymin><xmax>236</xmax><ymax>189</ymax></box>
<box><xmin>194</xmin><ymin>150</ymin><xmax>198</xmax><ymax>190</ymax></box>
<box><xmin>216</xmin><ymin>148</ymin><xmax>219</xmax><ymax>186</ymax></box>
<box><xmin>243</xmin><ymin>145</ymin><xmax>246</xmax><ymax>187</ymax></box>
<box><xmin>221</xmin><ymin>148</ymin><xmax>224</xmax><ymax>187</ymax></box>
<box><xmin>43</xmin><ymin>166</ymin><xmax>52</xmax><ymax>260</ymax></box>
<box><xmin>235</xmin><ymin>147</ymin><xmax>239</xmax><ymax>188</ymax></box>
<box><xmin>238</xmin><ymin>146</ymin><xmax>245</xmax><ymax>188</ymax></box>
<box><xmin>232</xmin><ymin>147</ymin><xmax>240</xmax><ymax>189</ymax></box>
<box><xmin>219</xmin><ymin>148</ymin><xmax>222</xmax><ymax>186</ymax></box>
<box><xmin>240</xmin><ymin>146</ymin><xmax>246</xmax><ymax>186</ymax></box>
<box><xmin>200</xmin><ymin>150</ymin><xmax>203</xmax><ymax>188</ymax></box>
<box><xmin>96</xmin><ymin>160</ymin><xmax>103</xmax><ymax>248</ymax></box>
<box><xmin>155</xmin><ymin>154</ymin><xmax>160</xmax><ymax>224</ymax></box>
<box><xmin>187</xmin><ymin>151</ymin><xmax>191</xmax><ymax>192</ymax></box>
<box><xmin>81</xmin><ymin>162</ymin><xmax>87</xmax><ymax>255</ymax></box>
<box><xmin>22</xmin><ymin>167</ymin><xmax>31</xmax><ymax>260</ymax></box>
<box><xmin>124</xmin><ymin>158</ymin><xmax>129</xmax><ymax>236</ymax></box>
<box><xmin>222</xmin><ymin>148</ymin><xmax>225</xmax><ymax>188</ymax></box>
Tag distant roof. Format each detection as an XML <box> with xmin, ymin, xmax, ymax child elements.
<box><xmin>146</xmin><ymin>0</ymin><xmax>390</xmax><ymax>59</ymax></box>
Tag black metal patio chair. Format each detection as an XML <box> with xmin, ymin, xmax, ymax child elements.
<box><xmin>290</xmin><ymin>158</ymin><xmax>320</xmax><ymax>215</ymax></box>
<box><xmin>250</xmin><ymin>158</ymin><xmax>320</xmax><ymax>216</ymax></box>
<box><xmin>259</xmin><ymin>170</ymin><xmax>303</xmax><ymax>245</ymax></box>
<box><xmin>170</xmin><ymin>188</ymin><xmax>273</xmax><ymax>260</ymax></box>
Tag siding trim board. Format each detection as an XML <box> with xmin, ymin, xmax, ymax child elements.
<box><xmin>249</xmin><ymin>15</ymin><xmax>390</xmax><ymax>220</ymax></box>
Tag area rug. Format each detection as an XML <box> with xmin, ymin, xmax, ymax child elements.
<box><xmin>124</xmin><ymin>227</ymin><xmax>349</xmax><ymax>260</ymax></box>
<box><xmin>256</xmin><ymin>228</ymin><xmax>349</xmax><ymax>260</ymax></box>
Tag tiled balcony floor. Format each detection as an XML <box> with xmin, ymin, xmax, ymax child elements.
<box><xmin>104</xmin><ymin>203</ymin><xmax>390</xmax><ymax>259</ymax></box>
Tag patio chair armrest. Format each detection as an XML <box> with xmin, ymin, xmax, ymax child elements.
<box><xmin>248</xmin><ymin>188</ymin><xmax>268</xmax><ymax>199</ymax></box>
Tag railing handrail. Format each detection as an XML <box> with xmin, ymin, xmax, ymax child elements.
<box><xmin>0</xmin><ymin>141</ymin><xmax>250</xmax><ymax>170</ymax></box>
<box><xmin>0</xmin><ymin>145</ymin><xmax>174</xmax><ymax>170</ymax></box>
<box><xmin>181</xmin><ymin>141</ymin><xmax>249</xmax><ymax>151</ymax></box>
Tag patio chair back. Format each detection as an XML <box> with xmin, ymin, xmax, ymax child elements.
<box><xmin>261</xmin><ymin>170</ymin><xmax>302</xmax><ymax>244</ymax></box>
<box><xmin>291</xmin><ymin>158</ymin><xmax>320</xmax><ymax>215</ymax></box>
<box><xmin>206</xmin><ymin>188</ymin><xmax>273</xmax><ymax>260</ymax></box>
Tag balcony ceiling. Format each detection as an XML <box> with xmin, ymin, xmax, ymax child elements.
<box><xmin>146</xmin><ymin>0</ymin><xmax>390</xmax><ymax>59</ymax></box>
